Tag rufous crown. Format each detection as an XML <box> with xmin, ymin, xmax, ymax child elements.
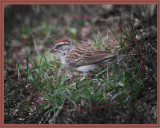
<box><xmin>55</xmin><ymin>39</ymin><xmax>70</xmax><ymax>44</ymax></box>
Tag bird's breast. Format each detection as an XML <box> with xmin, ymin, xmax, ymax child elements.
<box><xmin>59</xmin><ymin>56</ymin><xmax>67</xmax><ymax>65</ymax></box>
<box><xmin>74</xmin><ymin>65</ymin><xmax>97</xmax><ymax>73</ymax></box>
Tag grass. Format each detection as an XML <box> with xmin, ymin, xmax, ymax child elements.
<box><xmin>92</xmin><ymin>27</ymin><xmax>104</xmax><ymax>50</ymax></box>
<box><xmin>18</xmin><ymin>20</ymin><xmax>144</xmax><ymax>114</ymax></box>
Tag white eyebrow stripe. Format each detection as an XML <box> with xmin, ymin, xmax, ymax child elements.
<box><xmin>56</xmin><ymin>42</ymin><xmax>70</xmax><ymax>46</ymax></box>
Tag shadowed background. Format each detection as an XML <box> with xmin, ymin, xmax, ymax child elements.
<box><xmin>4</xmin><ymin>5</ymin><xmax>157</xmax><ymax>124</ymax></box>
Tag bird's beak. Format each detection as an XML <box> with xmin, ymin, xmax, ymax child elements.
<box><xmin>50</xmin><ymin>45</ymin><xmax>57</xmax><ymax>53</ymax></box>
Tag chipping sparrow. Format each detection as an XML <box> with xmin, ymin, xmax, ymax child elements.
<box><xmin>50</xmin><ymin>39</ymin><xmax>134</xmax><ymax>76</ymax></box>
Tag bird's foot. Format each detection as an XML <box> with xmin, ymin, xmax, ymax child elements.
<box><xmin>80</xmin><ymin>72</ymin><xmax>88</xmax><ymax>80</ymax></box>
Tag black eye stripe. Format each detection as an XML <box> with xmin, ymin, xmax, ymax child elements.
<box><xmin>56</xmin><ymin>43</ymin><xmax>71</xmax><ymax>48</ymax></box>
<box><xmin>56</xmin><ymin>44</ymin><xmax>62</xmax><ymax>48</ymax></box>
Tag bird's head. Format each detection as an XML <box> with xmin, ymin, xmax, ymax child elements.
<box><xmin>50</xmin><ymin>39</ymin><xmax>72</xmax><ymax>52</ymax></box>
<box><xmin>50</xmin><ymin>39</ymin><xmax>75</xmax><ymax>56</ymax></box>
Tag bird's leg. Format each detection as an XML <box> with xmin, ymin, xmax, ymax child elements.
<box><xmin>65</xmin><ymin>74</ymin><xmax>72</xmax><ymax>81</ymax></box>
<box><xmin>61</xmin><ymin>66</ymin><xmax>73</xmax><ymax>81</ymax></box>
<box><xmin>80</xmin><ymin>72</ymin><xmax>88</xmax><ymax>81</ymax></box>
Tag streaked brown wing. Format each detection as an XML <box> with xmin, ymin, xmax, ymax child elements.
<box><xmin>66</xmin><ymin>48</ymin><xmax>117</xmax><ymax>67</ymax></box>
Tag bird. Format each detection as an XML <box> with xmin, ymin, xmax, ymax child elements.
<box><xmin>50</xmin><ymin>39</ymin><xmax>135</xmax><ymax>77</ymax></box>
